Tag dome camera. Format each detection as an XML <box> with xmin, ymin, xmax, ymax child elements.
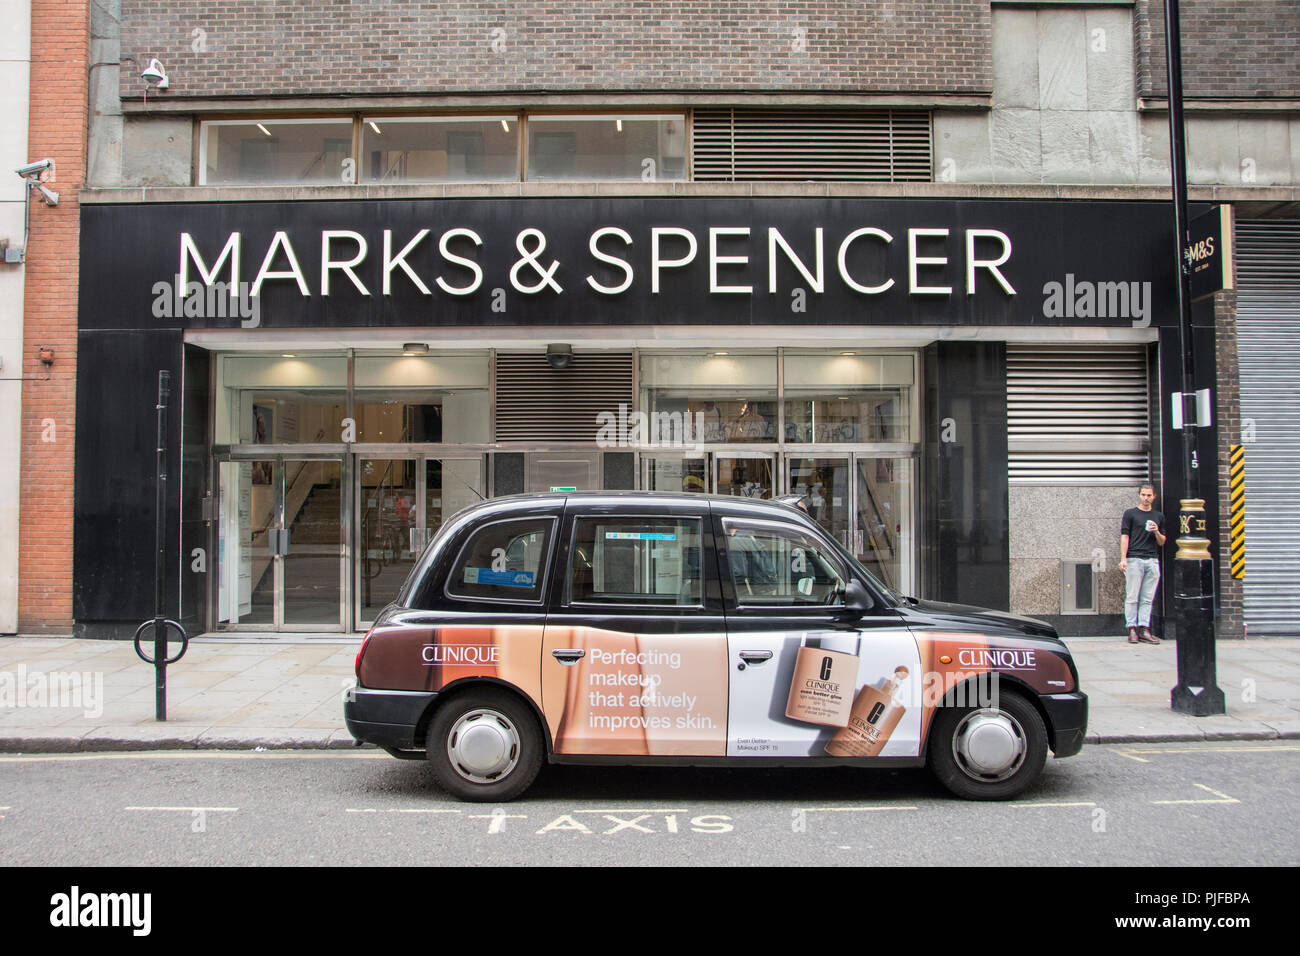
<box><xmin>546</xmin><ymin>343</ymin><xmax>573</xmax><ymax>370</ymax></box>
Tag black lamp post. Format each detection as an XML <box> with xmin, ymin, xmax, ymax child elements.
<box><xmin>1162</xmin><ymin>0</ymin><xmax>1225</xmax><ymax>716</ymax></box>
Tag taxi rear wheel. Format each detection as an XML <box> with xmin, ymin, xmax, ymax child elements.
<box><xmin>426</xmin><ymin>689</ymin><xmax>544</xmax><ymax>802</ymax></box>
<box><xmin>928</xmin><ymin>691</ymin><xmax>1048</xmax><ymax>800</ymax></box>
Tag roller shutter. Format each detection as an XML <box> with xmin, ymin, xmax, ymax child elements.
<box><xmin>1235</xmin><ymin>220</ymin><xmax>1300</xmax><ymax>634</ymax></box>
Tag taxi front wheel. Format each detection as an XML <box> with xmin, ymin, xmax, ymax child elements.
<box><xmin>426</xmin><ymin>689</ymin><xmax>544</xmax><ymax>802</ymax></box>
<box><xmin>928</xmin><ymin>691</ymin><xmax>1048</xmax><ymax>801</ymax></box>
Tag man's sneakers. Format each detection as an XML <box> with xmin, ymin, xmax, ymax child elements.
<box><xmin>1128</xmin><ymin>627</ymin><xmax>1140</xmax><ymax>643</ymax></box>
<box><xmin>1139</xmin><ymin>627</ymin><xmax>1160</xmax><ymax>644</ymax></box>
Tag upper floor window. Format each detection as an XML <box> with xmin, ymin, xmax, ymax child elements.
<box><xmin>197</xmin><ymin>112</ymin><xmax>688</xmax><ymax>185</ymax></box>
<box><xmin>361</xmin><ymin>116</ymin><xmax>519</xmax><ymax>183</ymax></box>
<box><xmin>526</xmin><ymin>115</ymin><xmax>686</xmax><ymax>182</ymax></box>
<box><xmin>200</xmin><ymin>118</ymin><xmax>354</xmax><ymax>186</ymax></box>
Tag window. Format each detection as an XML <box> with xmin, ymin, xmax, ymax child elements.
<box><xmin>723</xmin><ymin>519</ymin><xmax>846</xmax><ymax>606</ymax></box>
<box><xmin>570</xmin><ymin>517</ymin><xmax>702</xmax><ymax>606</ymax></box>
<box><xmin>201</xmin><ymin>119</ymin><xmax>354</xmax><ymax>185</ymax></box>
<box><xmin>360</xmin><ymin>116</ymin><xmax>519</xmax><ymax>183</ymax></box>
<box><xmin>446</xmin><ymin>517</ymin><xmax>554</xmax><ymax>604</ymax></box>
<box><xmin>525</xmin><ymin>115</ymin><xmax>687</xmax><ymax>182</ymax></box>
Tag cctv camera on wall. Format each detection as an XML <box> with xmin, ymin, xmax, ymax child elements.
<box><xmin>15</xmin><ymin>159</ymin><xmax>53</xmax><ymax>178</ymax></box>
<box><xmin>141</xmin><ymin>58</ymin><xmax>169</xmax><ymax>89</ymax></box>
<box><xmin>546</xmin><ymin>344</ymin><xmax>574</xmax><ymax>370</ymax></box>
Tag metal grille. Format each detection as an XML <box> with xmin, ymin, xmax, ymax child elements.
<box><xmin>494</xmin><ymin>351</ymin><xmax>634</xmax><ymax>442</ymax></box>
<box><xmin>1235</xmin><ymin>220</ymin><xmax>1300</xmax><ymax>633</ymax></box>
<box><xmin>691</xmin><ymin>108</ymin><xmax>932</xmax><ymax>182</ymax></box>
<box><xmin>1007</xmin><ymin>345</ymin><xmax>1151</xmax><ymax>483</ymax></box>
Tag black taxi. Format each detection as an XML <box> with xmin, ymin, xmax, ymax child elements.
<box><xmin>345</xmin><ymin>492</ymin><xmax>1088</xmax><ymax>801</ymax></box>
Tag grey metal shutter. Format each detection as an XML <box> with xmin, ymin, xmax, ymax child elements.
<box><xmin>1235</xmin><ymin>220</ymin><xmax>1300</xmax><ymax>634</ymax></box>
<box><xmin>1007</xmin><ymin>345</ymin><xmax>1151</xmax><ymax>483</ymax></box>
<box><xmin>691</xmin><ymin>108</ymin><xmax>931</xmax><ymax>182</ymax></box>
<box><xmin>494</xmin><ymin>351</ymin><xmax>634</xmax><ymax>442</ymax></box>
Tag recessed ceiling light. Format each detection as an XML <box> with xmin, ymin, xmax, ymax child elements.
<box><xmin>257</xmin><ymin>123</ymin><xmax>272</xmax><ymax>136</ymax></box>
<box><xmin>368</xmin><ymin>120</ymin><xmax>382</xmax><ymax>134</ymax></box>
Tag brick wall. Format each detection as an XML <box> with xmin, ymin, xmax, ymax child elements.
<box><xmin>118</xmin><ymin>0</ymin><xmax>992</xmax><ymax>100</ymax></box>
<box><xmin>1137</xmin><ymin>0</ymin><xmax>1300</xmax><ymax>99</ymax></box>
<box><xmin>19</xmin><ymin>0</ymin><xmax>87</xmax><ymax>633</ymax></box>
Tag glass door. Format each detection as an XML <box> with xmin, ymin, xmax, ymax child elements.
<box><xmin>714</xmin><ymin>452</ymin><xmax>776</xmax><ymax>499</ymax></box>
<box><xmin>357</xmin><ymin>457</ymin><xmax>419</xmax><ymax>624</ymax></box>
<box><xmin>643</xmin><ymin>454</ymin><xmax>708</xmax><ymax>494</ymax></box>
<box><xmin>785</xmin><ymin>456</ymin><xmax>852</xmax><ymax>549</ymax></box>
<box><xmin>218</xmin><ymin>455</ymin><xmax>347</xmax><ymax>631</ymax></box>
<box><xmin>355</xmin><ymin>454</ymin><xmax>486</xmax><ymax>628</ymax></box>
<box><xmin>853</xmin><ymin>456</ymin><xmax>914</xmax><ymax>596</ymax></box>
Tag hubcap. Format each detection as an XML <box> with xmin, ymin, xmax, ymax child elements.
<box><xmin>952</xmin><ymin>708</ymin><xmax>1026</xmax><ymax>782</ymax></box>
<box><xmin>446</xmin><ymin>708</ymin><xmax>520</xmax><ymax>784</ymax></box>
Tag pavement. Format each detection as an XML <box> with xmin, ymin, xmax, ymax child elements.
<box><xmin>0</xmin><ymin>633</ymin><xmax>1298</xmax><ymax>752</ymax></box>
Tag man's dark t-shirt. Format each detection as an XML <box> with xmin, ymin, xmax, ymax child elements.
<box><xmin>1122</xmin><ymin>508</ymin><xmax>1166</xmax><ymax>558</ymax></box>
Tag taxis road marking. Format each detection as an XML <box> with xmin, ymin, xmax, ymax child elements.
<box><xmin>1119</xmin><ymin>745</ymin><xmax>1300</xmax><ymax>756</ymax></box>
<box><xmin>0</xmin><ymin>751</ymin><xmax>391</xmax><ymax>764</ymax></box>
<box><xmin>345</xmin><ymin>808</ymin><xmax>460</xmax><ymax>814</ymax></box>
<box><xmin>1151</xmin><ymin>783</ymin><xmax>1240</xmax><ymax>805</ymax></box>
<box><xmin>798</xmin><ymin>806</ymin><xmax>918</xmax><ymax>813</ymax></box>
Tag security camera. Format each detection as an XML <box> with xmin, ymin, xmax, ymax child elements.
<box><xmin>15</xmin><ymin>159</ymin><xmax>53</xmax><ymax>178</ymax></box>
<box><xmin>546</xmin><ymin>343</ymin><xmax>573</xmax><ymax>370</ymax></box>
<box><xmin>33</xmin><ymin>183</ymin><xmax>59</xmax><ymax>206</ymax></box>
<box><xmin>141</xmin><ymin>58</ymin><xmax>169</xmax><ymax>89</ymax></box>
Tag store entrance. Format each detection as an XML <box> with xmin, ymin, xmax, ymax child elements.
<box><xmin>216</xmin><ymin>449</ymin><xmax>485</xmax><ymax>633</ymax></box>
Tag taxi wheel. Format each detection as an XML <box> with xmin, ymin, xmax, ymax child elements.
<box><xmin>426</xmin><ymin>689</ymin><xmax>544</xmax><ymax>802</ymax></box>
<box><xmin>928</xmin><ymin>691</ymin><xmax>1048</xmax><ymax>801</ymax></box>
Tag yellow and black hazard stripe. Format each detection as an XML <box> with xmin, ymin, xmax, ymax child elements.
<box><xmin>1229</xmin><ymin>444</ymin><xmax>1246</xmax><ymax>579</ymax></box>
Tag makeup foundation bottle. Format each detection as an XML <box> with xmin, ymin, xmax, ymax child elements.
<box><xmin>825</xmin><ymin>666</ymin><xmax>910</xmax><ymax>757</ymax></box>
<box><xmin>784</xmin><ymin>635</ymin><xmax>861</xmax><ymax>727</ymax></box>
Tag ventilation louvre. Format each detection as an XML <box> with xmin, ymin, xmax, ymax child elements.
<box><xmin>1007</xmin><ymin>345</ymin><xmax>1151</xmax><ymax>483</ymax></box>
<box><xmin>691</xmin><ymin>108</ymin><xmax>932</xmax><ymax>182</ymax></box>
<box><xmin>494</xmin><ymin>352</ymin><xmax>634</xmax><ymax>442</ymax></box>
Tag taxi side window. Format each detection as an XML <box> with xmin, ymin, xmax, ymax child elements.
<box><xmin>722</xmin><ymin>518</ymin><xmax>846</xmax><ymax>606</ymax></box>
<box><xmin>569</xmin><ymin>516</ymin><xmax>702</xmax><ymax>606</ymax></box>
<box><xmin>444</xmin><ymin>517</ymin><xmax>554</xmax><ymax>604</ymax></box>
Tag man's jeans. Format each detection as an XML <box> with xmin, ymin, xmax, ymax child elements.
<box><xmin>1125</xmin><ymin>557</ymin><xmax>1161</xmax><ymax>628</ymax></box>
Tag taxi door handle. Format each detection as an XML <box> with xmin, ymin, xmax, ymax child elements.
<box><xmin>552</xmin><ymin>649</ymin><xmax>586</xmax><ymax>664</ymax></box>
<box><xmin>739</xmin><ymin>651</ymin><xmax>773</xmax><ymax>664</ymax></box>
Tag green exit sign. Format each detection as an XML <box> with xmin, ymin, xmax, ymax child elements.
<box><xmin>549</xmin><ymin>486</ymin><xmax>577</xmax><ymax>492</ymax></box>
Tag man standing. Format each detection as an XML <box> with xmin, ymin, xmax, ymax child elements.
<box><xmin>1119</xmin><ymin>483</ymin><xmax>1167</xmax><ymax>644</ymax></box>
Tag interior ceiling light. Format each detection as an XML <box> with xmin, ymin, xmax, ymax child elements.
<box><xmin>501</xmin><ymin>119</ymin><xmax>510</xmax><ymax>132</ymax></box>
<box><xmin>369</xmin><ymin>121</ymin><xmax>381</xmax><ymax>134</ymax></box>
<box><xmin>616</xmin><ymin>118</ymin><xmax>623</xmax><ymax>132</ymax></box>
<box><xmin>402</xmin><ymin>342</ymin><xmax>430</xmax><ymax>356</ymax></box>
<box><xmin>257</xmin><ymin>123</ymin><xmax>272</xmax><ymax>136</ymax></box>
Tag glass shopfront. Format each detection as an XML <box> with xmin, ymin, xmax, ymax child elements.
<box><xmin>211</xmin><ymin>346</ymin><xmax>918</xmax><ymax>632</ymax></box>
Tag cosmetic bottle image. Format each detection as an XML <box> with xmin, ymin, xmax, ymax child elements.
<box><xmin>784</xmin><ymin>635</ymin><xmax>861</xmax><ymax>727</ymax></box>
<box><xmin>825</xmin><ymin>666</ymin><xmax>910</xmax><ymax>757</ymax></box>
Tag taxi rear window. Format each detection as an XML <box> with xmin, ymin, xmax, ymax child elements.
<box><xmin>444</xmin><ymin>516</ymin><xmax>555</xmax><ymax>604</ymax></box>
<box><xmin>569</xmin><ymin>516</ymin><xmax>702</xmax><ymax>606</ymax></box>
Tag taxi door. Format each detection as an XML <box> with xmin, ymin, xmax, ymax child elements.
<box><xmin>540</xmin><ymin>501</ymin><xmax>729</xmax><ymax>757</ymax></box>
<box><xmin>717</xmin><ymin>512</ymin><xmax>921</xmax><ymax>758</ymax></box>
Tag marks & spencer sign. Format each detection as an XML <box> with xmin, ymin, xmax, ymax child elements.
<box><xmin>79</xmin><ymin>197</ymin><xmax>1183</xmax><ymax>330</ymax></box>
